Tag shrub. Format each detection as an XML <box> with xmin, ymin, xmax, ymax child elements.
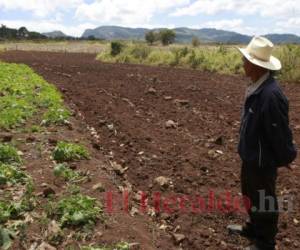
<box><xmin>53</xmin><ymin>163</ymin><xmax>84</xmax><ymax>182</ymax></box>
<box><xmin>192</xmin><ymin>37</ymin><xmax>201</xmax><ymax>47</ymax></box>
<box><xmin>110</xmin><ymin>41</ymin><xmax>123</xmax><ymax>56</ymax></box>
<box><xmin>159</xmin><ymin>29</ymin><xmax>176</xmax><ymax>46</ymax></box>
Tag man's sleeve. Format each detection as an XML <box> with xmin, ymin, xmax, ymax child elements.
<box><xmin>261</xmin><ymin>93</ymin><xmax>297</xmax><ymax>166</ymax></box>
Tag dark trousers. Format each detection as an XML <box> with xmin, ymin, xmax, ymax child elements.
<box><xmin>241</xmin><ymin>162</ymin><xmax>278</xmax><ymax>249</ymax></box>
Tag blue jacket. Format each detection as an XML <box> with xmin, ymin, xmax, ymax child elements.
<box><xmin>238</xmin><ymin>75</ymin><xmax>297</xmax><ymax>168</ymax></box>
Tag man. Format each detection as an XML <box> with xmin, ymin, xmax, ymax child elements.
<box><xmin>227</xmin><ymin>36</ymin><xmax>297</xmax><ymax>250</ymax></box>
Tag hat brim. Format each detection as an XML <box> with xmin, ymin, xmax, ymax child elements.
<box><xmin>238</xmin><ymin>48</ymin><xmax>282</xmax><ymax>71</ymax></box>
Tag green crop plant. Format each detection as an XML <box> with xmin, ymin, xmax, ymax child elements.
<box><xmin>49</xmin><ymin>194</ymin><xmax>102</xmax><ymax>227</ymax></box>
<box><xmin>53</xmin><ymin>163</ymin><xmax>85</xmax><ymax>182</ymax></box>
<box><xmin>0</xmin><ymin>62</ymin><xmax>70</xmax><ymax>129</ymax></box>
<box><xmin>0</xmin><ymin>144</ymin><xmax>21</xmax><ymax>165</ymax></box>
<box><xmin>52</xmin><ymin>142</ymin><xmax>89</xmax><ymax>162</ymax></box>
<box><xmin>0</xmin><ymin>164</ymin><xmax>29</xmax><ymax>185</ymax></box>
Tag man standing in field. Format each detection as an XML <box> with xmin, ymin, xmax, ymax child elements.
<box><xmin>227</xmin><ymin>36</ymin><xmax>297</xmax><ymax>250</ymax></box>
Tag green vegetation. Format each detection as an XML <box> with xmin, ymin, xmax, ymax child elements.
<box><xmin>0</xmin><ymin>62</ymin><xmax>70</xmax><ymax>129</ymax></box>
<box><xmin>98</xmin><ymin>43</ymin><xmax>300</xmax><ymax>81</ymax></box>
<box><xmin>81</xmin><ymin>242</ymin><xmax>130</xmax><ymax>250</ymax></box>
<box><xmin>52</xmin><ymin>142</ymin><xmax>89</xmax><ymax>162</ymax></box>
<box><xmin>0</xmin><ymin>163</ymin><xmax>29</xmax><ymax>185</ymax></box>
<box><xmin>49</xmin><ymin>194</ymin><xmax>102</xmax><ymax>227</ymax></box>
<box><xmin>53</xmin><ymin>163</ymin><xmax>85</xmax><ymax>182</ymax></box>
<box><xmin>0</xmin><ymin>144</ymin><xmax>21</xmax><ymax>165</ymax></box>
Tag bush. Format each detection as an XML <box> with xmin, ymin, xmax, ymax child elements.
<box><xmin>192</xmin><ymin>37</ymin><xmax>201</xmax><ymax>47</ymax></box>
<box><xmin>52</xmin><ymin>142</ymin><xmax>89</xmax><ymax>162</ymax></box>
<box><xmin>159</xmin><ymin>29</ymin><xmax>176</xmax><ymax>46</ymax></box>
<box><xmin>110</xmin><ymin>41</ymin><xmax>123</xmax><ymax>56</ymax></box>
<box><xmin>53</xmin><ymin>163</ymin><xmax>84</xmax><ymax>182</ymax></box>
<box><xmin>0</xmin><ymin>163</ymin><xmax>29</xmax><ymax>185</ymax></box>
<box><xmin>145</xmin><ymin>31</ymin><xmax>157</xmax><ymax>45</ymax></box>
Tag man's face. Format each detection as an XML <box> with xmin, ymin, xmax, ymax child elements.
<box><xmin>242</xmin><ymin>56</ymin><xmax>253</xmax><ymax>77</ymax></box>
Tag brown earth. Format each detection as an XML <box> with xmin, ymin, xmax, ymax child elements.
<box><xmin>1</xmin><ymin>51</ymin><xmax>300</xmax><ymax>250</ymax></box>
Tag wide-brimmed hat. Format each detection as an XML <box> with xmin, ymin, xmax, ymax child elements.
<box><xmin>238</xmin><ymin>36</ymin><xmax>281</xmax><ymax>71</ymax></box>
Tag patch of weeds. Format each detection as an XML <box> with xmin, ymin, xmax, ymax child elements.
<box><xmin>0</xmin><ymin>198</ymin><xmax>33</xmax><ymax>224</ymax></box>
<box><xmin>0</xmin><ymin>144</ymin><xmax>21</xmax><ymax>165</ymax></box>
<box><xmin>29</xmin><ymin>125</ymin><xmax>42</xmax><ymax>133</ymax></box>
<box><xmin>81</xmin><ymin>242</ymin><xmax>130</xmax><ymax>250</ymax></box>
<box><xmin>41</xmin><ymin>106</ymin><xmax>70</xmax><ymax>126</ymax></box>
<box><xmin>49</xmin><ymin>194</ymin><xmax>102</xmax><ymax>227</ymax></box>
<box><xmin>53</xmin><ymin>163</ymin><xmax>86</xmax><ymax>182</ymax></box>
<box><xmin>0</xmin><ymin>164</ymin><xmax>29</xmax><ymax>185</ymax></box>
<box><xmin>52</xmin><ymin>142</ymin><xmax>89</xmax><ymax>162</ymax></box>
<box><xmin>0</xmin><ymin>226</ymin><xmax>14</xmax><ymax>250</ymax></box>
<box><xmin>0</xmin><ymin>62</ymin><xmax>70</xmax><ymax>129</ymax></box>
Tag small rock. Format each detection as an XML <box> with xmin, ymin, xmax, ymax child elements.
<box><xmin>98</xmin><ymin>119</ymin><xmax>106</xmax><ymax>126</ymax></box>
<box><xmin>172</xmin><ymin>233</ymin><xmax>186</xmax><ymax>245</ymax></box>
<box><xmin>43</xmin><ymin>187</ymin><xmax>55</xmax><ymax>197</ymax></box>
<box><xmin>173</xmin><ymin>99</ymin><xmax>190</xmax><ymax>106</ymax></box>
<box><xmin>1</xmin><ymin>133</ymin><xmax>13</xmax><ymax>142</ymax></box>
<box><xmin>41</xmin><ymin>183</ymin><xmax>48</xmax><ymax>187</ymax></box>
<box><xmin>215</xmin><ymin>136</ymin><xmax>224</xmax><ymax>145</ymax></box>
<box><xmin>111</xmin><ymin>161</ymin><xmax>127</xmax><ymax>175</ymax></box>
<box><xmin>294</xmin><ymin>218</ymin><xmax>299</xmax><ymax>225</ymax></box>
<box><xmin>48</xmin><ymin>138</ymin><xmax>58</xmax><ymax>145</ymax></box>
<box><xmin>129</xmin><ymin>242</ymin><xmax>141</xmax><ymax>250</ymax></box>
<box><xmin>220</xmin><ymin>241</ymin><xmax>227</xmax><ymax>249</ymax></box>
<box><xmin>147</xmin><ymin>87</ymin><xmax>157</xmax><ymax>95</ymax></box>
<box><xmin>295</xmin><ymin>125</ymin><xmax>300</xmax><ymax>131</ymax></box>
<box><xmin>165</xmin><ymin>120</ymin><xmax>177</xmax><ymax>129</ymax></box>
<box><xmin>36</xmin><ymin>242</ymin><xmax>57</xmax><ymax>250</ymax></box>
<box><xmin>92</xmin><ymin>182</ymin><xmax>105</xmax><ymax>192</ymax></box>
<box><xmin>164</xmin><ymin>96</ymin><xmax>172</xmax><ymax>100</ymax></box>
<box><xmin>107</xmin><ymin>124</ymin><xmax>114</xmax><ymax>131</ymax></box>
<box><xmin>26</xmin><ymin>136</ymin><xmax>36</xmax><ymax>143</ymax></box>
<box><xmin>155</xmin><ymin>176</ymin><xmax>170</xmax><ymax>188</ymax></box>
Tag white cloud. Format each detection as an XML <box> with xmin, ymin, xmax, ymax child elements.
<box><xmin>172</xmin><ymin>0</ymin><xmax>300</xmax><ymax>18</ymax></box>
<box><xmin>75</xmin><ymin>0</ymin><xmax>190</xmax><ymax>25</ymax></box>
<box><xmin>0</xmin><ymin>0</ymin><xmax>83</xmax><ymax>17</ymax></box>
<box><xmin>0</xmin><ymin>19</ymin><xmax>96</xmax><ymax>37</ymax></box>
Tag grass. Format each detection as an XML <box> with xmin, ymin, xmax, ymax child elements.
<box><xmin>0</xmin><ymin>62</ymin><xmax>70</xmax><ymax>129</ymax></box>
<box><xmin>49</xmin><ymin>194</ymin><xmax>102</xmax><ymax>227</ymax></box>
<box><xmin>97</xmin><ymin>42</ymin><xmax>300</xmax><ymax>82</ymax></box>
<box><xmin>0</xmin><ymin>144</ymin><xmax>21</xmax><ymax>165</ymax></box>
<box><xmin>52</xmin><ymin>142</ymin><xmax>89</xmax><ymax>162</ymax></box>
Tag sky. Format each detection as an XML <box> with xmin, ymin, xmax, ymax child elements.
<box><xmin>0</xmin><ymin>0</ymin><xmax>299</xmax><ymax>37</ymax></box>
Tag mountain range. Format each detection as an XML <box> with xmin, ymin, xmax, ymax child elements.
<box><xmin>81</xmin><ymin>26</ymin><xmax>300</xmax><ymax>44</ymax></box>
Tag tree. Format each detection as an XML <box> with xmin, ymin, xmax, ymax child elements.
<box><xmin>17</xmin><ymin>27</ymin><xmax>29</xmax><ymax>39</ymax></box>
<box><xmin>192</xmin><ymin>37</ymin><xmax>200</xmax><ymax>47</ymax></box>
<box><xmin>159</xmin><ymin>29</ymin><xmax>176</xmax><ymax>46</ymax></box>
<box><xmin>145</xmin><ymin>31</ymin><xmax>156</xmax><ymax>45</ymax></box>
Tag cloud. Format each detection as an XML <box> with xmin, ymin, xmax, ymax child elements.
<box><xmin>171</xmin><ymin>0</ymin><xmax>300</xmax><ymax>18</ymax></box>
<box><xmin>0</xmin><ymin>0</ymin><xmax>83</xmax><ymax>17</ymax></box>
<box><xmin>0</xmin><ymin>19</ymin><xmax>96</xmax><ymax>37</ymax></box>
<box><xmin>75</xmin><ymin>0</ymin><xmax>190</xmax><ymax>25</ymax></box>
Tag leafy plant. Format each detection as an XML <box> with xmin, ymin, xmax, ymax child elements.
<box><xmin>52</xmin><ymin>142</ymin><xmax>89</xmax><ymax>162</ymax></box>
<box><xmin>0</xmin><ymin>227</ymin><xmax>14</xmax><ymax>250</ymax></box>
<box><xmin>0</xmin><ymin>144</ymin><xmax>21</xmax><ymax>165</ymax></box>
<box><xmin>53</xmin><ymin>163</ymin><xmax>85</xmax><ymax>182</ymax></box>
<box><xmin>41</xmin><ymin>106</ymin><xmax>70</xmax><ymax>126</ymax></box>
<box><xmin>50</xmin><ymin>194</ymin><xmax>102</xmax><ymax>227</ymax></box>
<box><xmin>0</xmin><ymin>163</ymin><xmax>29</xmax><ymax>185</ymax></box>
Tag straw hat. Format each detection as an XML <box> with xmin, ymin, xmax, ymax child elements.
<box><xmin>238</xmin><ymin>36</ymin><xmax>281</xmax><ymax>71</ymax></box>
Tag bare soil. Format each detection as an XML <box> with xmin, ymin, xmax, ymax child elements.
<box><xmin>1</xmin><ymin>51</ymin><xmax>300</xmax><ymax>250</ymax></box>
